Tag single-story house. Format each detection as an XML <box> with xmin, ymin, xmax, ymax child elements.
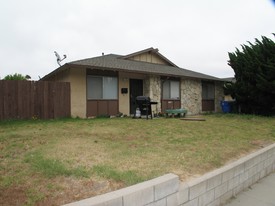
<box><xmin>42</xmin><ymin>47</ymin><xmax>224</xmax><ymax>118</ymax></box>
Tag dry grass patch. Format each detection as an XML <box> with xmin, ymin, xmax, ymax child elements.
<box><xmin>0</xmin><ymin>114</ymin><xmax>275</xmax><ymax>205</ymax></box>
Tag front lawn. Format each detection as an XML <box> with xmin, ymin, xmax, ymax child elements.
<box><xmin>0</xmin><ymin>114</ymin><xmax>274</xmax><ymax>205</ymax></box>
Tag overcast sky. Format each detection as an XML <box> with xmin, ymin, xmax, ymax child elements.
<box><xmin>1</xmin><ymin>0</ymin><xmax>274</xmax><ymax>80</ymax></box>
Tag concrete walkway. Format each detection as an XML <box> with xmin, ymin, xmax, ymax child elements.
<box><xmin>224</xmin><ymin>172</ymin><xmax>275</xmax><ymax>206</ymax></box>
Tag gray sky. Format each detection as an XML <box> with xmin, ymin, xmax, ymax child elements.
<box><xmin>1</xmin><ymin>0</ymin><xmax>274</xmax><ymax>80</ymax></box>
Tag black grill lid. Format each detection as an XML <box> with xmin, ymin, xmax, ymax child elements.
<box><xmin>136</xmin><ymin>96</ymin><xmax>151</xmax><ymax>102</ymax></box>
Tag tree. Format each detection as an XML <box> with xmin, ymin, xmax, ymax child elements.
<box><xmin>225</xmin><ymin>34</ymin><xmax>275</xmax><ymax>116</ymax></box>
<box><xmin>4</xmin><ymin>73</ymin><xmax>31</xmax><ymax>80</ymax></box>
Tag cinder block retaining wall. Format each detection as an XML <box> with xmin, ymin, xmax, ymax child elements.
<box><xmin>64</xmin><ymin>143</ymin><xmax>275</xmax><ymax>206</ymax></box>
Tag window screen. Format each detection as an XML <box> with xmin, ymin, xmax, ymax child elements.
<box><xmin>87</xmin><ymin>76</ymin><xmax>102</xmax><ymax>99</ymax></box>
<box><xmin>87</xmin><ymin>76</ymin><xmax>117</xmax><ymax>100</ymax></box>
<box><xmin>103</xmin><ymin>77</ymin><xmax>118</xmax><ymax>99</ymax></box>
<box><xmin>202</xmin><ymin>82</ymin><xmax>215</xmax><ymax>100</ymax></box>
<box><xmin>162</xmin><ymin>80</ymin><xmax>180</xmax><ymax>99</ymax></box>
<box><xmin>170</xmin><ymin>81</ymin><xmax>180</xmax><ymax>99</ymax></box>
<box><xmin>162</xmin><ymin>81</ymin><xmax>170</xmax><ymax>99</ymax></box>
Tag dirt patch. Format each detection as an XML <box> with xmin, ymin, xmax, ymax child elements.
<box><xmin>45</xmin><ymin>178</ymin><xmax>123</xmax><ymax>206</ymax></box>
<box><xmin>0</xmin><ymin>186</ymin><xmax>27</xmax><ymax>206</ymax></box>
<box><xmin>250</xmin><ymin>139</ymin><xmax>271</xmax><ymax>148</ymax></box>
<box><xmin>1</xmin><ymin>177</ymin><xmax>124</xmax><ymax>206</ymax></box>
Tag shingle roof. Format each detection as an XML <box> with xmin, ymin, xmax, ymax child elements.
<box><xmin>66</xmin><ymin>54</ymin><xmax>221</xmax><ymax>81</ymax></box>
<box><xmin>222</xmin><ymin>77</ymin><xmax>235</xmax><ymax>83</ymax></box>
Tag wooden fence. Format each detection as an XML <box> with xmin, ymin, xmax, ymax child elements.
<box><xmin>0</xmin><ymin>80</ymin><xmax>71</xmax><ymax>120</ymax></box>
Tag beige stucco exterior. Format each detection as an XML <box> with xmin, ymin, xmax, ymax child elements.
<box><xmin>43</xmin><ymin>67</ymin><xmax>86</xmax><ymax>118</ymax></box>
<box><xmin>43</xmin><ymin>49</ymin><xmax>225</xmax><ymax>117</ymax></box>
<box><xmin>69</xmin><ymin>68</ymin><xmax>86</xmax><ymax>118</ymax></box>
<box><xmin>45</xmin><ymin>69</ymin><xmax>224</xmax><ymax>117</ymax></box>
<box><xmin>118</xmin><ymin>73</ymin><xmax>130</xmax><ymax>115</ymax></box>
<box><xmin>118</xmin><ymin>72</ymin><xmax>147</xmax><ymax>116</ymax></box>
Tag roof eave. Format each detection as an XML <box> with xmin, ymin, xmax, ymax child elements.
<box><xmin>69</xmin><ymin>63</ymin><xmax>221</xmax><ymax>81</ymax></box>
<box><xmin>41</xmin><ymin>64</ymin><xmax>69</xmax><ymax>81</ymax></box>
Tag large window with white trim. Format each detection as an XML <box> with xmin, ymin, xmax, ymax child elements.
<box><xmin>162</xmin><ymin>80</ymin><xmax>180</xmax><ymax>99</ymax></box>
<box><xmin>87</xmin><ymin>76</ymin><xmax>118</xmax><ymax>99</ymax></box>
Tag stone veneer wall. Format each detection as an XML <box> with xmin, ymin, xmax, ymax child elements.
<box><xmin>63</xmin><ymin>143</ymin><xmax>275</xmax><ymax>206</ymax></box>
<box><xmin>215</xmin><ymin>82</ymin><xmax>224</xmax><ymax>113</ymax></box>
<box><xmin>144</xmin><ymin>76</ymin><xmax>161</xmax><ymax>114</ymax></box>
<box><xmin>144</xmin><ymin>76</ymin><xmax>225</xmax><ymax>115</ymax></box>
<box><xmin>181</xmin><ymin>79</ymin><xmax>202</xmax><ymax>115</ymax></box>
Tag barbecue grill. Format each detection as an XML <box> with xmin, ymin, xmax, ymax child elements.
<box><xmin>134</xmin><ymin>96</ymin><xmax>157</xmax><ymax>119</ymax></box>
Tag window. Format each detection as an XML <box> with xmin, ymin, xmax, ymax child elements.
<box><xmin>87</xmin><ymin>76</ymin><xmax>118</xmax><ymax>99</ymax></box>
<box><xmin>202</xmin><ymin>82</ymin><xmax>215</xmax><ymax>100</ymax></box>
<box><xmin>162</xmin><ymin>80</ymin><xmax>180</xmax><ymax>99</ymax></box>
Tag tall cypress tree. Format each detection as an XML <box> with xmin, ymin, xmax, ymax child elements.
<box><xmin>226</xmin><ymin>34</ymin><xmax>275</xmax><ymax>115</ymax></box>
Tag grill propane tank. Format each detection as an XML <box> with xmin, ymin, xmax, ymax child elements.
<box><xmin>135</xmin><ymin>107</ymin><xmax>141</xmax><ymax>117</ymax></box>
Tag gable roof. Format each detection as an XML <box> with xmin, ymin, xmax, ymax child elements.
<box><xmin>119</xmin><ymin>47</ymin><xmax>178</xmax><ymax>67</ymax></box>
<box><xmin>42</xmin><ymin>48</ymin><xmax>221</xmax><ymax>81</ymax></box>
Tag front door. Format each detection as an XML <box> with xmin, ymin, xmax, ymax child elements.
<box><xmin>130</xmin><ymin>79</ymin><xmax>143</xmax><ymax>114</ymax></box>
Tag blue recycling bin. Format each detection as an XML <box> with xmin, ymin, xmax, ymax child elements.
<box><xmin>221</xmin><ymin>101</ymin><xmax>232</xmax><ymax>113</ymax></box>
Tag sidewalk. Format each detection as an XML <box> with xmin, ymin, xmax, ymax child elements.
<box><xmin>224</xmin><ymin>172</ymin><xmax>275</xmax><ymax>206</ymax></box>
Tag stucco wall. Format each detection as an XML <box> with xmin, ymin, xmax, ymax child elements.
<box><xmin>43</xmin><ymin>67</ymin><xmax>87</xmax><ymax>118</ymax></box>
<box><xmin>119</xmin><ymin>73</ymin><xmax>130</xmax><ymax>115</ymax></box>
<box><xmin>43</xmin><ymin>69</ymin><xmax>70</xmax><ymax>82</ymax></box>
<box><xmin>69</xmin><ymin>68</ymin><xmax>86</xmax><ymax>118</ymax></box>
<box><xmin>181</xmin><ymin>79</ymin><xmax>202</xmax><ymax>115</ymax></box>
<box><xmin>45</xmin><ymin>68</ymin><xmax>223</xmax><ymax>117</ymax></box>
<box><xmin>118</xmin><ymin>72</ymin><xmax>147</xmax><ymax>116</ymax></box>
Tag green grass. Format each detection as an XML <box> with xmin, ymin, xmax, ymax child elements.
<box><xmin>92</xmin><ymin>165</ymin><xmax>145</xmax><ymax>185</ymax></box>
<box><xmin>25</xmin><ymin>188</ymin><xmax>44</xmax><ymax>206</ymax></box>
<box><xmin>24</xmin><ymin>151</ymin><xmax>90</xmax><ymax>178</ymax></box>
<box><xmin>0</xmin><ymin>114</ymin><xmax>274</xmax><ymax>205</ymax></box>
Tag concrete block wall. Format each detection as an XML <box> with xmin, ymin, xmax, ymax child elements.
<box><xmin>63</xmin><ymin>143</ymin><xmax>275</xmax><ymax>206</ymax></box>
<box><xmin>63</xmin><ymin>173</ymin><xmax>180</xmax><ymax>206</ymax></box>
